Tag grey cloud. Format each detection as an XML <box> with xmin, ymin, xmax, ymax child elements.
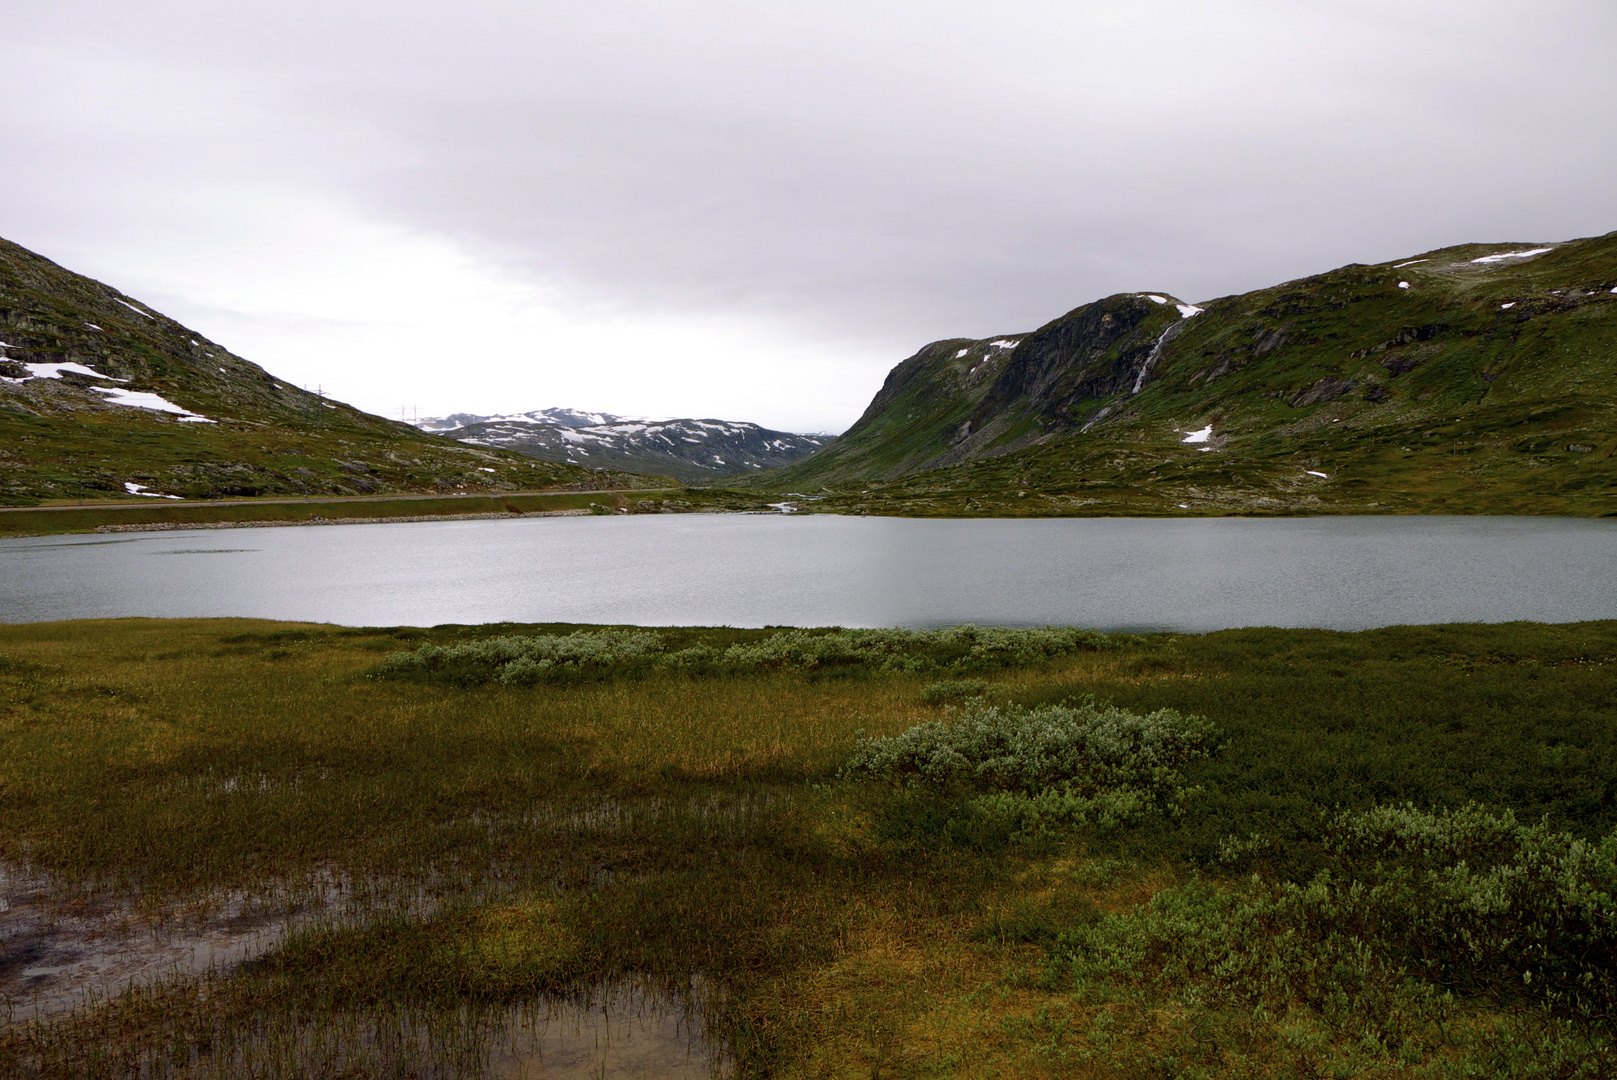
<box><xmin>5</xmin><ymin>0</ymin><xmax>1617</xmax><ymax>366</ymax></box>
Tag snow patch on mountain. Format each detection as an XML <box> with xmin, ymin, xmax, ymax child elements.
<box><xmin>1471</xmin><ymin>247</ymin><xmax>1553</xmax><ymax>264</ymax></box>
<box><xmin>410</xmin><ymin>408</ymin><xmax>832</xmax><ymax>482</ymax></box>
<box><xmin>92</xmin><ymin>386</ymin><xmax>215</xmax><ymax>422</ymax></box>
<box><xmin>0</xmin><ymin>360</ymin><xmax>127</xmax><ymax>383</ymax></box>
<box><xmin>113</xmin><ymin>298</ymin><xmax>155</xmax><ymax>319</ymax></box>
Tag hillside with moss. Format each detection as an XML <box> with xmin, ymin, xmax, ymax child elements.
<box><xmin>0</xmin><ymin>237</ymin><xmax>653</xmax><ymax>505</ymax></box>
<box><xmin>756</xmin><ymin>233</ymin><xmax>1617</xmax><ymax>515</ymax></box>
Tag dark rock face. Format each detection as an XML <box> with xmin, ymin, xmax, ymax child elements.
<box><xmin>1351</xmin><ymin>324</ymin><xmax>1449</xmax><ymax>358</ymax></box>
<box><xmin>1192</xmin><ymin>355</ymin><xmax>1239</xmax><ymax>386</ymax></box>
<box><xmin>1381</xmin><ymin>356</ymin><xmax>1423</xmax><ymax>377</ymax></box>
<box><xmin>1289</xmin><ymin>376</ymin><xmax>1357</xmax><ymax>407</ymax></box>
<box><xmin>972</xmin><ymin>294</ymin><xmax>1176</xmax><ymax>432</ymax></box>
<box><xmin>1252</xmin><ymin>325</ymin><xmax>1291</xmax><ymax>356</ymax></box>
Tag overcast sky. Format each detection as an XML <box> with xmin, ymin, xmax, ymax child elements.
<box><xmin>4</xmin><ymin>1</ymin><xmax>1615</xmax><ymax>432</ymax></box>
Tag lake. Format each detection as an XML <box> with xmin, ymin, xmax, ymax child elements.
<box><xmin>1</xmin><ymin>514</ymin><xmax>1613</xmax><ymax>631</ymax></box>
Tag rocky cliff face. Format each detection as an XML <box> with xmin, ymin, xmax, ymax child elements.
<box><xmin>753</xmin><ymin>293</ymin><xmax>1199</xmax><ymax>487</ymax></box>
<box><xmin>958</xmin><ymin>293</ymin><xmax>1193</xmax><ymax>454</ymax></box>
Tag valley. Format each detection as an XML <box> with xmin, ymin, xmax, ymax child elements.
<box><xmin>3</xmin><ymin>230</ymin><xmax>1616</xmax><ymax>1078</ymax></box>
<box><xmin>5</xmin><ymin>230</ymin><xmax>1613</xmax><ymax>533</ymax></box>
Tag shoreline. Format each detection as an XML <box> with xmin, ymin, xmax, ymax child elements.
<box><xmin>95</xmin><ymin>509</ymin><xmax>592</xmax><ymax>532</ymax></box>
<box><xmin>0</xmin><ymin>489</ymin><xmax>686</xmax><ymax>538</ymax></box>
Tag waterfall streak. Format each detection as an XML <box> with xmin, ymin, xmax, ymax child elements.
<box><xmin>1131</xmin><ymin>319</ymin><xmax>1190</xmax><ymax>395</ymax></box>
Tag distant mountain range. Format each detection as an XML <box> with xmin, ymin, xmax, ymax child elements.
<box><xmin>0</xmin><ymin>237</ymin><xmax>650</xmax><ymax>503</ymax></box>
<box><xmin>753</xmin><ymin>231</ymin><xmax>1617</xmax><ymax>516</ymax></box>
<box><xmin>412</xmin><ymin>408</ymin><xmax>832</xmax><ymax>484</ymax></box>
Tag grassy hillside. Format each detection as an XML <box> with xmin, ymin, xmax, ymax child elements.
<box><xmin>0</xmin><ymin>237</ymin><xmax>655</xmax><ymax>505</ymax></box>
<box><xmin>757</xmin><ymin>233</ymin><xmax>1617</xmax><ymax>515</ymax></box>
<box><xmin>760</xmin><ymin>332</ymin><xmax>1030</xmax><ymax>484</ymax></box>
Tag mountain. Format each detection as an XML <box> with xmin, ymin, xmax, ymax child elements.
<box><xmin>757</xmin><ymin>233</ymin><xmax>1617</xmax><ymax>516</ymax></box>
<box><xmin>414</xmin><ymin>409</ymin><xmax>831</xmax><ymax>484</ymax></box>
<box><xmin>0</xmin><ymin>237</ymin><xmax>652</xmax><ymax>504</ymax></box>
<box><xmin>414</xmin><ymin>407</ymin><xmax>629</xmax><ymax>432</ymax></box>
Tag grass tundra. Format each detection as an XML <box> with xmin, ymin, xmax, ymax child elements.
<box><xmin>2</xmin><ymin>617</ymin><xmax>1615</xmax><ymax>1077</ymax></box>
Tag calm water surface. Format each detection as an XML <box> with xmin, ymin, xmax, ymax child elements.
<box><xmin>1</xmin><ymin>514</ymin><xmax>1613</xmax><ymax>631</ymax></box>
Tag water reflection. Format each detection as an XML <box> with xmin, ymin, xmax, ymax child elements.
<box><xmin>488</xmin><ymin>985</ymin><xmax>722</xmax><ymax>1078</ymax></box>
<box><xmin>1</xmin><ymin>514</ymin><xmax>1613</xmax><ymax>631</ymax></box>
<box><xmin>8</xmin><ymin>978</ymin><xmax>726</xmax><ymax>1078</ymax></box>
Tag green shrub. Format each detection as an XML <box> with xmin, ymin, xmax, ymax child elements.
<box><xmin>372</xmin><ymin>624</ymin><xmax>1111</xmax><ymax>686</ymax></box>
<box><xmin>715</xmin><ymin>625</ymin><xmax>1107</xmax><ymax>675</ymax></box>
<box><xmin>1049</xmin><ymin>804</ymin><xmax>1617</xmax><ymax>1058</ymax></box>
<box><xmin>1317</xmin><ymin>803</ymin><xmax>1617</xmax><ymax>1010</ymax></box>
<box><xmin>369</xmin><ymin>629</ymin><xmax>666</xmax><ymax>686</ymax></box>
<box><xmin>845</xmin><ymin>699</ymin><xmax>1219</xmax><ymax>836</ymax></box>
<box><xmin>843</xmin><ymin>698</ymin><xmax>1216</xmax><ymax>796</ymax></box>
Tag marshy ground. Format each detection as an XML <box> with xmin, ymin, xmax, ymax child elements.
<box><xmin>2</xmin><ymin>617</ymin><xmax>1615</xmax><ymax>1077</ymax></box>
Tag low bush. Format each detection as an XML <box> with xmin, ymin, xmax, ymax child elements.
<box><xmin>844</xmin><ymin>697</ymin><xmax>1216</xmax><ymax>796</ymax></box>
<box><xmin>1049</xmin><ymin>804</ymin><xmax>1617</xmax><ymax>1061</ymax></box>
<box><xmin>371</xmin><ymin>624</ymin><xmax>1111</xmax><ymax>686</ymax></box>
<box><xmin>846</xmin><ymin>698</ymin><xmax>1219</xmax><ymax>835</ymax></box>
<box><xmin>719</xmin><ymin>625</ymin><xmax>1107</xmax><ymax>674</ymax></box>
<box><xmin>369</xmin><ymin>629</ymin><xmax>666</xmax><ymax>686</ymax></box>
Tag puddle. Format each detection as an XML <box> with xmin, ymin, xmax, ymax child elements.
<box><xmin>2</xmin><ymin>866</ymin><xmax>730</xmax><ymax>1076</ymax></box>
<box><xmin>525</xmin><ymin>790</ymin><xmax>790</xmax><ymax>837</ymax></box>
<box><xmin>12</xmin><ymin>974</ymin><xmax>728</xmax><ymax>1077</ymax></box>
<box><xmin>116</xmin><ymin>986</ymin><xmax>726</xmax><ymax>1078</ymax></box>
<box><xmin>480</xmin><ymin>987</ymin><xmax>726</xmax><ymax>1079</ymax></box>
<box><xmin>0</xmin><ymin>794</ymin><xmax>782</xmax><ymax>1023</ymax></box>
<box><xmin>2</xmin><ymin>870</ymin><xmax>271</xmax><ymax>1022</ymax></box>
<box><xmin>0</xmin><ymin>863</ymin><xmax>432</xmax><ymax>1022</ymax></box>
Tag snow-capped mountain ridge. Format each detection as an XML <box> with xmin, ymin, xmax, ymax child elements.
<box><xmin>414</xmin><ymin>407</ymin><xmax>654</xmax><ymax>432</ymax></box>
<box><xmin>412</xmin><ymin>409</ymin><xmax>833</xmax><ymax>484</ymax></box>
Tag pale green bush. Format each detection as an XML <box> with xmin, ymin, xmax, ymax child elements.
<box><xmin>371</xmin><ymin>630</ymin><xmax>665</xmax><ymax>685</ymax></box>
<box><xmin>843</xmin><ymin>698</ymin><xmax>1218</xmax><ymax>835</ymax></box>
<box><xmin>1050</xmin><ymin>804</ymin><xmax>1617</xmax><ymax>1058</ymax></box>
<box><xmin>842</xmin><ymin>698</ymin><xmax>1217</xmax><ymax>796</ymax></box>
<box><xmin>717</xmin><ymin>625</ymin><xmax>1106</xmax><ymax>674</ymax></box>
<box><xmin>374</xmin><ymin>624</ymin><xmax>1110</xmax><ymax>685</ymax></box>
